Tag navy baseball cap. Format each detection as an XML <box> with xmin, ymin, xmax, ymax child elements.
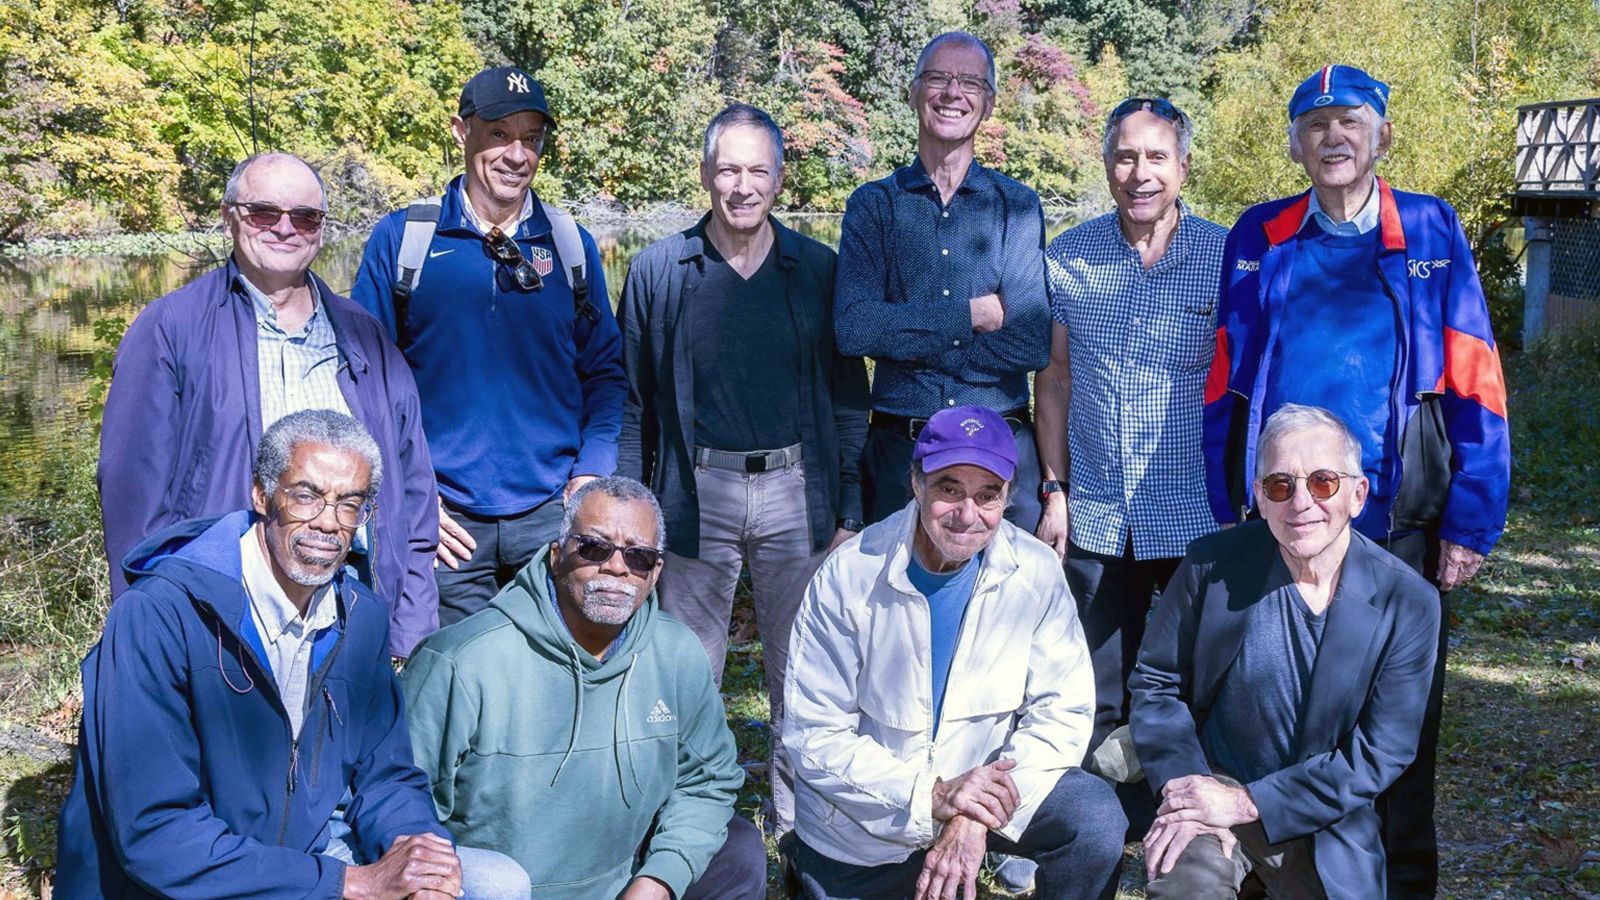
<box><xmin>1288</xmin><ymin>65</ymin><xmax>1390</xmax><ymax>121</ymax></box>
<box><xmin>913</xmin><ymin>406</ymin><xmax>1017</xmax><ymax>481</ymax></box>
<box><xmin>458</xmin><ymin>66</ymin><xmax>557</xmax><ymax>127</ymax></box>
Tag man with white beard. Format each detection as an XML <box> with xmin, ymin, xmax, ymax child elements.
<box><xmin>402</xmin><ymin>476</ymin><xmax>767</xmax><ymax>899</ymax></box>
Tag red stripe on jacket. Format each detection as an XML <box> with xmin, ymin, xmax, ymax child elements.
<box><xmin>1205</xmin><ymin>327</ymin><xmax>1231</xmax><ymax>405</ymax></box>
<box><xmin>1441</xmin><ymin>326</ymin><xmax>1508</xmax><ymax>419</ymax></box>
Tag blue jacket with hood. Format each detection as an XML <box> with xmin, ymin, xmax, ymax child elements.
<box><xmin>56</xmin><ymin>512</ymin><xmax>449</xmax><ymax>899</ymax></box>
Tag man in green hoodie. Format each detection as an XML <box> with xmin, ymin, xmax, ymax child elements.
<box><xmin>402</xmin><ymin>476</ymin><xmax>766</xmax><ymax>899</ymax></box>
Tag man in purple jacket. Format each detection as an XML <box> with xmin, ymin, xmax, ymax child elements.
<box><xmin>98</xmin><ymin>152</ymin><xmax>441</xmax><ymax>659</ymax></box>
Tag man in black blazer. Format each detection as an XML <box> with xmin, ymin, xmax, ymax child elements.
<box><xmin>1129</xmin><ymin>403</ymin><xmax>1440</xmax><ymax>899</ymax></box>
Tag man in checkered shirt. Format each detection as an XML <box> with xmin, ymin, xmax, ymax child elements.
<box><xmin>1035</xmin><ymin>97</ymin><xmax>1227</xmax><ymax>755</ymax></box>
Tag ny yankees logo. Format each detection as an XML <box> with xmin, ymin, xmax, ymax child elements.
<box><xmin>960</xmin><ymin>418</ymin><xmax>984</xmax><ymax>437</ymax></box>
<box><xmin>507</xmin><ymin>72</ymin><xmax>530</xmax><ymax>94</ymax></box>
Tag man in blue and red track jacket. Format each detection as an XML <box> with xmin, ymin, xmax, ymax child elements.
<box><xmin>1201</xmin><ymin>65</ymin><xmax>1510</xmax><ymax>899</ymax></box>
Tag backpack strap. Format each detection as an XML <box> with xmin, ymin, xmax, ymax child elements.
<box><xmin>540</xmin><ymin>198</ymin><xmax>596</xmax><ymax>322</ymax></box>
<box><xmin>392</xmin><ymin>198</ymin><xmax>442</xmax><ymax>346</ymax></box>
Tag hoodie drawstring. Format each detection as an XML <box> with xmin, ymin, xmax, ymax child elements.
<box><xmin>614</xmin><ymin>655</ymin><xmax>640</xmax><ymax>808</ymax></box>
<box><xmin>551</xmin><ymin>644</ymin><xmax>586</xmax><ymax>786</ymax></box>
<box><xmin>215</xmin><ymin>619</ymin><xmax>255</xmax><ymax>694</ymax></box>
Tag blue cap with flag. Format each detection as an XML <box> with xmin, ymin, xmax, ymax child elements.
<box><xmin>1288</xmin><ymin>65</ymin><xmax>1390</xmax><ymax>121</ymax></box>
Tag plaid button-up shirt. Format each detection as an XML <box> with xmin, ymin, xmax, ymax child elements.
<box><xmin>242</xmin><ymin>274</ymin><xmax>351</xmax><ymax>431</ymax></box>
<box><xmin>1045</xmin><ymin>204</ymin><xmax>1227</xmax><ymax>559</ymax></box>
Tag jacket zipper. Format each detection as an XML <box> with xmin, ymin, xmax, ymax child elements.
<box><xmin>1379</xmin><ymin>265</ymin><xmax>1409</xmax><ymax>536</ymax></box>
<box><xmin>273</xmin><ymin>597</ymin><xmax>351</xmax><ymax>845</ymax></box>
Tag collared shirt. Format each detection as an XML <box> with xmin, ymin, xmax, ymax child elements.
<box><xmin>242</xmin><ymin>273</ymin><xmax>350</xmax><ymax>431</ymax></box>
<box><xmin>1303</xmin><ymin>177</ymin><xmax>1380</xmax><ymax>236</ymax></box>
<box><xmin>834</xmin><ymin>157</ymin><xmax>1051</xmax><ymax>417</ymax></box>
<box><xmin>239</xmin><ymin>526</ymin><xmax>337</xmax><ymax>738</ymax></box>
<box><xmin>458</xmin><ymin>181</ymin><xmax>534</xmax><ymax>235</ymax></box>
<box><xmin>1045</xmin><ymin>203</ymin><xmax>1228</xmax><ymax>559</ymax></box>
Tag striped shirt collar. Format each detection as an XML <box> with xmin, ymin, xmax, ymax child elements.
<box><xmin>458</xmin><ymin>181</ymin><xmax>534</xmax><ymax>235</ymax></box>
<box><xmin>239</xmin><ymin>271</ymin><xmax>323</xmax><ymax>335</ymax></box>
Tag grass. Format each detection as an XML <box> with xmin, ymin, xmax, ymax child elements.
<box><xmin>4</xmin><ymin>323</ymin><xmax>1600</xmax><ymax>897</ymax></box>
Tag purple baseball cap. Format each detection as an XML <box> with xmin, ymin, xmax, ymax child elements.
<box><xmin>913</xmin><ymin>406</ymin><xmax>1017</xmax><ymax>481</ymax></box>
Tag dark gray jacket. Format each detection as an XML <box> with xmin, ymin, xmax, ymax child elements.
<box><xmin>617</xmin><ymin>215</ymin><xmax>870</xmax><ymax>556</ymax></box>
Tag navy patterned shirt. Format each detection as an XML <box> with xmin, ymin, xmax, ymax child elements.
<box><xmin>834</xmin><ymin>157</ymin><xmax>1051</xmax><ymax>417</ymax></box>
<box><xmin>1046</xmin><ymin>203</ymin><xmax>1227</xmax><ymax>559</ymax></box>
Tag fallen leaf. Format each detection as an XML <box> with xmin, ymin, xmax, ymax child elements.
<box><xmin>1560</xmin><ymin>656</ymin><xmax>1588</xmax><ymax>671</ymax></box>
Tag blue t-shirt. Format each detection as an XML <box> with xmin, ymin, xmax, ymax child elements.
<box><xmin>1262</xmin><ymin>227</ymin><xmax>1399</xmax><ymax>537</ymax></box>
<box><xmin>907</xmin><ymin>552</ymin><xmax>983</xmax><ymax>734</ymax></box>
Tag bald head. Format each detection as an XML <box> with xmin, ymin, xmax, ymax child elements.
<box><xmin>223</xmin><ymin>153</ymin><xmax>326</xmax><ymax>210</ymax></box>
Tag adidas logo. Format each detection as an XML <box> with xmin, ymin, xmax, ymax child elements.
<box><xmin>646</xmin><ymin>699</ymin><xmax>677</xmax><ymax>724</ymax></box>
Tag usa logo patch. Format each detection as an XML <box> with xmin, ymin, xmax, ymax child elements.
<box><xmin>529</xmin><ymin>246</ymin><xmax>554</xmax><ymax>277</ymax></box>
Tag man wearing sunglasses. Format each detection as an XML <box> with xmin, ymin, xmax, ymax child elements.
<box><xmin>1132</xmin><ymin>404</ymin><xmax>1440</xmax><ymax>900</ymax></box>
<box><xmin>1035</xmin><ymin>96</ymin><xmax>1228</xmax><ymax>761</ymax></box>
<box><xmin>352</xmin><ymin>66</ymin><xmax>627</xmax><ymax>627</ymax></box>
<box><xmin>834</xmin><ymin>31</ymin><xmax>1052</xmax><ymax>532</ymax></box>
<box><xmin>1203</xmin><ymin>65</ymin><xmax>1511</xmax><ymax>897</ymax></box>
<box><xmin>98</xmin><ymin>152</ymin><xmax>442</xmax><ymax>660</ymax></box>
<box><xmin>60</xmin><ymin>410</ymin><xmax>534</xmax><ymax>899</ymax></box>
<box><xmin>403</xmin><ymin>476</ymin><xmax>766</xmax><ymax>900</ymax></box>
<box><xmin>784</xmin><ymin>405</ymin><xmax>1124</xmax><ymax>900</ymax></box>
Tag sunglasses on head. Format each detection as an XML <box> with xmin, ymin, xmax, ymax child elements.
<box><xmin>568</xmin><ymin>533</ymin><xmax>662</xmax><ymax>575</ymax></box>
<box><xmin>1110</xmin><ymin>96</ymin><xmax>1188</xmax><ymax>126</ymax></box>
<box><xmin>1258</xmin><ymin>470</ymin><xmax>1360</xmax><ymax>503</ymax></box>
<box><xmin>485</xmin><ymin>226</ymin><xmax>543</xmax><ymax>291</ymax></box>
<box><xmin>230</xmin><ymin>201</ymin><xmax>326</xmax><ymax>235</ymax></box>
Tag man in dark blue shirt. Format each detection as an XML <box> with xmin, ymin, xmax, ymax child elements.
<box><xmin>834</xmin><ymin>31</ymin><xmax>1052</xmax><ymax>530</ymax></box>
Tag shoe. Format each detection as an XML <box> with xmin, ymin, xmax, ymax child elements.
<box><xmin>987</xmin><ymin>852</ymin><xmax>1037</xmax><ymax>894</ymax></box>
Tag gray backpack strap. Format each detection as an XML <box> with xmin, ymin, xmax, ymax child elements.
<box><xmin>540</xmin><ymin>198</ymin><xmax>595</xmax><ymax>321</ymax></box>
<box><xmin>391</xmin><ymin>198</ymin><xmax>442</xmax><ymax>345</ymax></box>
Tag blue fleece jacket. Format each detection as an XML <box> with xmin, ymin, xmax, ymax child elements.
<box><xmin>350</xmin><ymin>178</ymin><xmax>626</xmax><ymax>515</ymax></box>
<box><xmin>56</xmin><ymin>512</ymin><xmax>448</xmax><ymax>899</ymax></box>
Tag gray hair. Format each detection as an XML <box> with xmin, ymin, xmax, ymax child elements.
<box><xmin>254</xmin><ymin>409</ymin><xmax>383</xmax><ymax>499</ymax></box>
<box><xmin>559</xmin><ymin>476</ymin><xmax>667</xmax><ymax>551</ymax></box>
<box><xmin>1102</xmin><ymin>99</ymin><xmax>1194</xmax><ymax>160</ymax></box>
<box><xmin>1288</xmin><ymin>102</ymin><xmax>1388</xmax><ymax>158</ymax></box>
<box><xmin>223</xmin><ymin>153</ymin><xmax>328</xmax><ymax>208</ymax></box>
<box><xmin>912</xmin><ymin>32</ymin><xmax>997</xmax><ymax>94</ymax></box>
<box><xmin>703</xmin><ymin>103</ymin><xmax>784</xmax><ymax>174</ymax></box>
<box><xmin>1256</xmin><ymin>404</ymin><xmax>1363</xmax><ymax>479</ymax></box>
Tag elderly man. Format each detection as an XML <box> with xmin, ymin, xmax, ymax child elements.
<box><xmin>352</xmin><ymin>66</ymin><xmax>626</xmax><ymax>625</ymax></box>
<box><xmin>99</xmin><ymin>152</ymin><xmax>439</xmax><ymax>658</ymax></box>
<box><xmin>402</xmin><ymin>476</ymin><xmax>766</xmax><ymax>900</ymax></box>
<box><xmin>783</xmin><ymin>405</ymin><xmax>1124</xmax><ymax>900</ymax></box>
<box><xmin>835</xmin><ymin>31</ymin><xmax>1052</xmax><ymax>530</ymax></box>
<box><xmin>1133</xmin><ymin>404</ymin><xmax>1441</xmax><ymax>899</ymax></box>
<box><xmin>1036</xmin><ymin>96</ymin><xmax>1227</xmax><ymax>753</ymax></box>
<box><xmin>58</xmin><ymin>410</ymin><xmax>528</xmax><ymax>899</ymax></box>
<box><xmin>1203</xmin><ymin>64</ymin><xmax>1511</xmax><ymax>896</ymax></box>
<box><xmin>618</xmin><ymin>103</ymin><xmax>869</xmax><ymax>834</ymax></box>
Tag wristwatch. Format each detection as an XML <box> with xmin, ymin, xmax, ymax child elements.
<box><xmin>838</xmin><ymin>518</ymin><xmax>867</xmax><ymax>533</ymax></box>
<box><xmin>1038</xmin><ymin>480</ymin><xmax>1065</xmax><ymax>502</ymax></box>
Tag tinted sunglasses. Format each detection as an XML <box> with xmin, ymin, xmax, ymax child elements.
<box><xmin>568</xmin><ymin>533</ymin><xmax>662</xmax><ymax>575</ymax></box>
<box><xmin>485</xmin><ymin>226</ymin><xmax>543</xmax><ymax>291</ymax></box>
<box><xmin>1258</xmin><ymin>470</ymin><xmax>1360</xmax><ymax>503</ymax></box>
<box><xmin>230</xmin><ymin>201</ymin><xmax>326</xmax><ymax>235</ymax></box>
<box><xmin>1109</xmin><ymin>96</ymin><xmax>1188</xmax><ymax>126</ymax></box>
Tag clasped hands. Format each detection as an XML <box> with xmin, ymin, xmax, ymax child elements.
<box><xmin>916</xmin><ymin>758</ymin><xmax>1019</xmax><ymax>900</ymax></box>
<box><xmin>1142</xmin><ymin>774</ymin><xmax>1258</xmax><ymax>880</ymax></box>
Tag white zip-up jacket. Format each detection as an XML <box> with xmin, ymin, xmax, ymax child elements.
<box><xmin>783</xmin><ymin>503</ymin><xmax>1095</xmax><ymax>866</ymax></box>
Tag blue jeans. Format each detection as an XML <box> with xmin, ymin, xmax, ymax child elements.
<box><xmin>794</xmin><ymin>768</ymin><xmax>1126</xmax><ymax>900</ymax></box>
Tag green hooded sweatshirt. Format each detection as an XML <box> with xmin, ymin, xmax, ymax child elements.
<box><xmin>401</xmin><ymin>546</ymin><xmax>743</xmax><ymax>898</ymax></box>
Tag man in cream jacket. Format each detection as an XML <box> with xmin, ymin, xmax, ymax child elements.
<box><xmin>783</xmin><ymin>405</ymin><xmax>1126</xmax><ymax>900</ymax></box>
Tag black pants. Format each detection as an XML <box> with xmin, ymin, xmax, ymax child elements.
<box><xmin>1066</xmin><ymin>539</ymin><xmax>1181</xmax><ymax>753</ymax></box>
<box><xmin>1373</xmin><ymin>530</ymin><xmax>1448</xmax><ymax>899</ymax></box>
<box><xmin>434</xmin><ymin>498</ymin><xmax>566</xmax><ymax>626</ymax></box>
<box><xmin>859</xmin><ymin>418</ymin><xmax>1042</xmax><ymax>529</ymax></box>
<box><xmin>682</xmin><ymin>817</ymin><xmax>769</xmax><ymax>900</ymax></box>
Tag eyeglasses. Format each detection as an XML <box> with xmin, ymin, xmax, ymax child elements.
<box><xmin>917</xmin><ymin>69</ymin><xmax>993</xmax><ymax>96</ymax></box>
<box><xmin>1109</xmin><ymin>96</ymin><xmax>1189</xmax><ymax>127</ymax></box>
<box><xmin>276</xmin><ymin>487</ymin><xmax>375</xmax><ymax>528</ymax></box>
<box><xmin>229</xmin><ymin>202</ymin><xmax>326</xmax><ymax>235</ymax></box>
<box><xmin>485</xmin><ymin>226</ymin><xmax>543</xmax><ymax>291</ymax></box>
<box><xmin>1257</xmin><ymin>470</ymin><xmax>1361</xmax><ymax>503</ymax></box>
<box><xmin>567</xmin><ymin>533</ymin><xmax>662</xmax><ymax>575</ymax></box>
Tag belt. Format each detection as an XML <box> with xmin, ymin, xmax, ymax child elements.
<box><xmin>870</xmin><ymin>408</ymin><xmax>1031</xmax><ymax>440</ymax></box>
<box><xmin>693</xmin><ymin>443</ymin><xmax>804</xmax><ymax>474</ymax></box>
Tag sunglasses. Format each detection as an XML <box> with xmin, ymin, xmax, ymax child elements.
<box><xmin>1257</xmin><ymin>470</ymin><xmax>1361</xmax><ymax>503</ymax></box>
<box><xmin>1109</xmin><ymin>96</ymin><xmax>1189</xmax><ymax>126</ymax></box>
<box><xmin>229</xmin><ymin>201</ymin><xmax>326</xmax><ymax>235</ymax></box>
<box><xmin>485</xmin><ymin>226</ymin><xmax>543</xmax><ymax>291</ymax></box>
<box><xmin>568</xmin><ymin>533</ymin><xmax>662</xmax><ymax>575</ymax></box>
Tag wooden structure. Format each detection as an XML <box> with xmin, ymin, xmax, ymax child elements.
<box><xmin>1513</xmin><ymin>99</ymin><xmax>1600</xmax><ymax>344</ymax></box>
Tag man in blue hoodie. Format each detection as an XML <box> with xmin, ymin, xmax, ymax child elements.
<box><xmin>351</xmin><ymin>66</ymin><xmax>627</xmax><ymax>626</ymax></box>
<box><xmin>57</xmin><ymin>410</ymin><xmax>528</xmax><ymax>899</ymax></box>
